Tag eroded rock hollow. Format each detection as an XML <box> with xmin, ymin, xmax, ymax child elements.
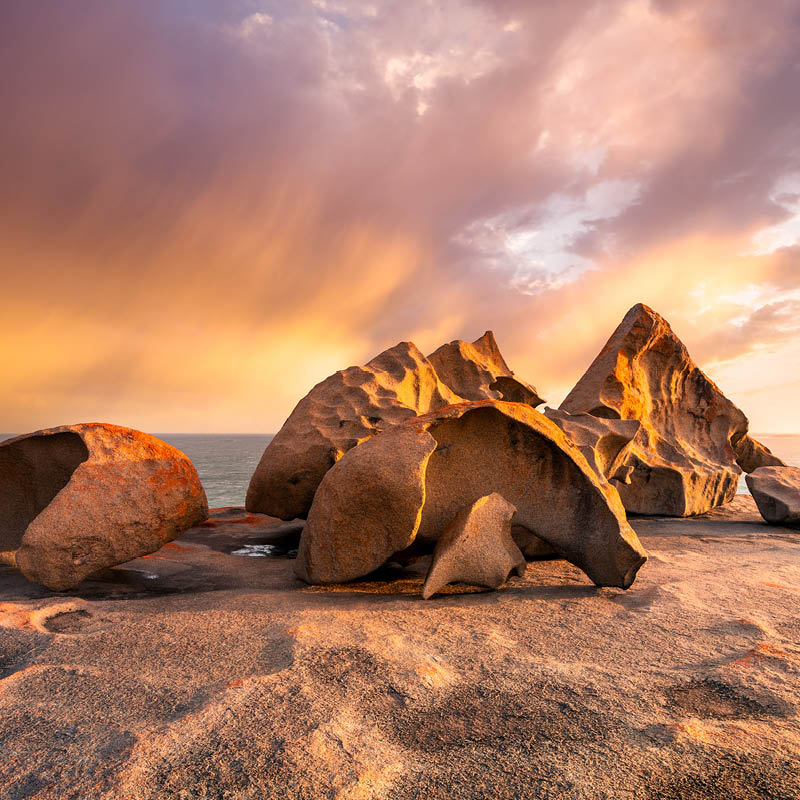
<box><xmin>0</xmin><ymin>424</ymin><xmax>208</xmax><ymax>590</ymax></box>
<box><xmin>247</xmin><ymin>332</ymin><xmax>543</xmax><ymax>520</ymax></box>
<box><xmin>295</xmin><ymin>401</ymin><xmax>647</xmax><ymax>590</ymax></box>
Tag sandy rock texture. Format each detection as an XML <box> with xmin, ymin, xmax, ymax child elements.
<box><xmin>0</xmin><ymin>424</ymin><xmax>207</xmax><ymax>591</ymax></box>
<box><xmin>296</xmin><ymin>401</ymin><xmax>647</xmax><ymax>590</ymax></box>
<box><xmin>1</xmin><ymin>496</ymin><xmax>798</xmax><ymax>800</ymax></box>
<box><xmin>561</xmin><ymin>303</ymin><xmax>783</xmax><ymax>517</ymax></box>
<box><xmin>246</xmin><ymin>333</ymin><xmax>543</xmax><ymax>522</ymax></box>
<box><xmin>746</xmin><ymin>467</ymin><xmax>800</xmax><ymax>528</ymax></box>
<box><xmin>422</xmin><ymin>493</ymin><xmax>525</xmax><ymax>599</ymax></box>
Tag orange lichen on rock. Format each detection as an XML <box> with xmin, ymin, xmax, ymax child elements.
<box><xmin>0</xmin><ymin>423</ymin><xmax>207</xmax><ymax>591</ymax></box>
<box><xmin>561</xmin><ymin>304</ymin><xmax>783</xmax><ymax>516</ymax></box>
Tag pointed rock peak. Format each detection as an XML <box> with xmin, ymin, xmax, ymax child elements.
<box><xmin>560</xmin><ymin>304</ymin><xmax>780</xmax><ymax>516</ymax></box>
<box><xmin>427</xmin><ymin>332</ymin><xmax>543</xmax><ymax>407</ymax></box>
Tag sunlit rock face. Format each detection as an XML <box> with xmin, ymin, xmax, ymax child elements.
<box><xmin>246</xmin><ymin>341</ymin><xmax>459</xmax><ymax>521</ymax></box>
<box><xmin>295</xmin><ymin>401</ymin><xmax>647</xmax><ymax>590</ymax></box>
<box><xmin>746</xmin><ymin>466</ymin><xmax>800</xmax><ymax>528</ymax></box>
<box><xmin>422</xmin><ymin>493</ymin><xmax>525</xmax><ymax>600</ymax></box>
<box><xmin>247</xmin><ymin>333</ymin><xmax>543</xmax><ymax>521</ymax></box>
<box><xmin>0</xmin><ymin>424</ymin><xmax>207</xmax><ymax>590</ymax></box>
<box><xmin>561</xmin><ymin>303</ymin><xmax>783</xmax><ymax>517</ymax></box>
<box><xmin>427</xmin><ymin>331</ymin><xmax>544</xmax><ymax>406</ymax></box>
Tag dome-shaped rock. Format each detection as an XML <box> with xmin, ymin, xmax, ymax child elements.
<box><xmin>247</xmin><ymin>333</ymin><xmax>542</xmax><ymax>521</ymax></box>
<box><xmin>0</xmin><ymin>424</ymin><xmax>208</xmax><ymax>590</ymax></box>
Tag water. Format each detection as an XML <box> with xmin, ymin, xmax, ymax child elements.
<box><xmin>3</xmin><ymin>431</ymin><xmax>800</xmax><ymax>508</ymax></box>
<box><xmin>155</xmin><ymin>434</ymin><xmax>273</xmax><ymax>508</ymax></box>
<box><xmin>0</xmin><ymin>431</ymin><xmax>272</xmax><ymax>509</ymax></box>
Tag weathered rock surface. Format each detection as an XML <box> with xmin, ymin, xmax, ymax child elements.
<box><xmin>427</xmin><ymin>331</ymin><xmax>544</xmax><ymax>406</ymax></box>
<box><xmin>247</xmin><ymin>333</ymin><xmax>542</xmax><ymax>521</ymax></box>
<box><xmin>246</xmin><ymin>341</ymin><xmax>459</xmax><ymax>521</ymax></box>
<box><xmin>561</xmin><ymin>303</ymin><xmax>784</xmax><ymax>516</ymax></box>
<box><xmin>295</xmin><ymin>400</ymin><xmax>647</xmax><ymax>589</ymax></box>
<box><xmin>295</xmin><ymin>427</ymin><xmax>437</xmax><ymax>584</ymax></box>
<box><xmin>422</xmin><ymin>493</ymin><xmax>525</xmax><ymax>599</ymax></box>
<box><xmin>0</xmin><ymin>424</ymin><xmax>207</xmax><ymax>590</ymax></box>
<box><xmin>734</xmin><ymin>435</ymin><xmax>786</xmax><ymax>474</ymax></box>
<box><xmin>746</xmin><ymin>466</ymin><xmax>800</xmax><ymax>528</ymax></box>
<box><xmin>544</xmin><ymin>407</ymin><xmax>640</xmax><ymax>483</ymax></box>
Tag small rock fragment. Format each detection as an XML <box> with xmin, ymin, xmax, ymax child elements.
<box><xmin>422</xmin><ymin>493</ymin><xmax>525</xmax><ymax>599</ymax></box>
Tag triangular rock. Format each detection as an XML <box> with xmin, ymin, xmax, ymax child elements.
<box><xmin>561</xmin><ymin>303</ymin><xmax>784</xmax><ymax>516</ymax></box>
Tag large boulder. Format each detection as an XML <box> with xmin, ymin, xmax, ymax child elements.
<box><xmin>422</xmin><ymin>493</ymin><xmax>525</xmax><ymax>599</ymax></box>
<box><xmin>560</xmin><ymin>304</ymin><xmax>783</xmax><ymax>516</ymax></box>
<box><xmin>746</xmin><ymin>467</ymin><xmax>800</xmax><ymax>528</ymax></box>
<box><xmin>295</xmin><ymin>401</ymin><xmax>647</xmax><ymax>590</ymax></box>
<box><xmin>427</xmin><ymin>331</ymin><xmax>544</xmax><ymax>406</ymax></box>
<box><xmin>247</xmin><ymin>334</ymin><xmax>543</xmax><ymax>521</ymax></box>
<box><xmin>0</xmin><ymin>424</ymin><xmax>208</xmax><ymax>590</ymax></box>
<box><xmin>294</xmin><ymin>426</ymin><xmax>437</xmax><ymax>584</ymax></box>
<box><xmin>246</xmin><ymin>342</ymin><xmax>458</xmax><ymax>521</ymax></box>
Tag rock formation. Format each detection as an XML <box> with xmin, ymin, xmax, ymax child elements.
<box><xmin>0</xmin><ymin>424</ymin><xmax>208</xmax><ymax>590</ymax></box>
<box><xmin>544</xmin><ymin>407</ymin><xmax>640</xmax><ymax>483</ymax></box>
<box><xmin>295</xmin><ymin>401</ymin><xmax>647</xmax><ymax>590</ymax></box>
<box><xmin>560</xmin><ymin>303</ymin><xmax>784</xmax><ymax>516</ymax></box>
<box><xmin>422</xmin><ymin>493</ymin><xmax>526</xmax><ymax>599</ymax></box>
<box><xmin>427</xmin><ymin>331</ymin><xmax>544</xmax><ymax>405</ymax></box>
<box><xmin>246</xmin><ymin>342</ymin><xmax>458</xmax><ymax>521</ymax></box>
<box><xmin>247</xmin><ymin>333</ymin><xmax>543</xmax><ymax>521</ymax></box>
<box><xmin>745</xmin><ymin>467</ymin><xmax>800</xmax><ymax>528</ymax></box>
<box><xmin>294</xmin><ymin>426</ymin><xmax>437</xmax><ymax>584</ymax></box>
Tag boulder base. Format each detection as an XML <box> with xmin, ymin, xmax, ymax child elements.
<box><xmin>294</xmin><ymin>401</ymin><xmax>647</xmax><ymax>590</ymax></box>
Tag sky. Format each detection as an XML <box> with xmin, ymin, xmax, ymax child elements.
<box><xmin>1</xmin><ymin>0</ymin><xmax>799</xmax><ymax>434</ymax></box>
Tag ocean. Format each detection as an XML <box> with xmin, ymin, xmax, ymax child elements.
<box><xmin>2</xmin><ymin>432</ymin><xmax>800</xmax><ymax>509</ymax></box>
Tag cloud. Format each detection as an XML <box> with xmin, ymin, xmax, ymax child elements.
<box><xmin>1</xmin><ymin>0</ymin><xmax>799</xmax><ymax>431</ymax></box>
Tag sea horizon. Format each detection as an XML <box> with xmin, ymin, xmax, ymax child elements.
<box><xmin>4</xmin><ymin>431</ymin><xmax>800</xmax><ymax>509</ymax></box>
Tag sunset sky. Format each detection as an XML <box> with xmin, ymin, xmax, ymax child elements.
<box><xmin>2</xmin><ymin>1</ymin><xmax>799</xmax><ymax>434</ymax></box>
